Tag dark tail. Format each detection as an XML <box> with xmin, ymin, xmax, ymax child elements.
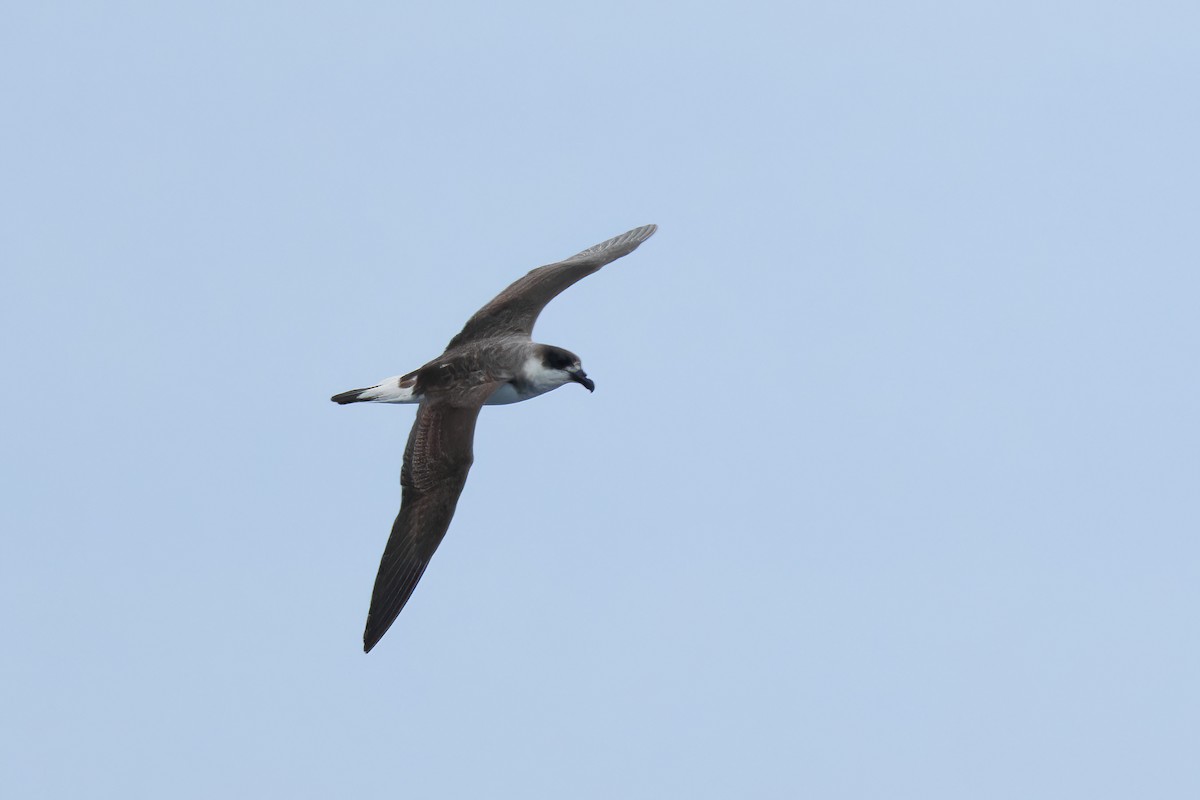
<box><xmin>331</xmin><ymin>388</ymin><xmax>370</xmax><ymax>404</ymax></box>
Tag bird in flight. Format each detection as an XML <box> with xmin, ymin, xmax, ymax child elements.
<box><xmin>332</xmin><ymin>224</ymin><xmax>658</xmax><ymax>652</ymax></box>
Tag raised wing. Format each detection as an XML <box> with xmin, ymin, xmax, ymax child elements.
<box><xmin>362</xmin><ymin>387</ymin><xmax>496</xmax><ymax>653</ymax></box>
<box><xmin>445</xmin><ymin>223</ymin><xmax>657</xmax><ymax>349</ymax></box>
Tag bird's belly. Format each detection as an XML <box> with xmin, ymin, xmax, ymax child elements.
<box><xmin>484</xmin><ymin>382</ymin><xmax>525</xmax><ymax>405</ymax></box>
<box><xmin>484</xmin><ymin>381</ymin><xmax>554</xmax><ymax>405</ymax></box>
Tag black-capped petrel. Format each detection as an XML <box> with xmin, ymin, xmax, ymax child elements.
<box><xmin>332</xmin><ymin>224</ymin><xmax>658</xmax><ymax>652</ymax></box>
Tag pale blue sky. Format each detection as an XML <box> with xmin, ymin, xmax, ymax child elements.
<box><xmin>3</xmin><ymin>2</ymin><xmax>1199</xmax><ymax>797</ymax></box>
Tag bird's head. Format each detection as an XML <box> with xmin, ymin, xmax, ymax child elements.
<box><xmin>537</xmin><ymin>345</ymin><xmax>594</xmax><ymax>392</ymax></box>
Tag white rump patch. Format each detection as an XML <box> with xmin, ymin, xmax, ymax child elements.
<box><xmin>358</xmin><ymin>375</ymin><xmax>419</xmax><ymax>404</ymax></box>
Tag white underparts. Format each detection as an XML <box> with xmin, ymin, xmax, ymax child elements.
<box><xmin>357</xmin><ymin>355</ymin><xmax>576</xmax><ymax>406</ymax></box>
<box><xmin>483</xmin><ymin>355</ymin><xmax>573</xmax><ymax>405</ymax></box>
<box><xmin>484</xmin><ymin>383</ymin><xmax>523</xmax><ymax>405</ymax></box>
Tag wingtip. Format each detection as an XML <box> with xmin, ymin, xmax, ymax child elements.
<box><xmin>620</xmin><ymin>223</ymin><xmax>658</xmax><ymax>245</ymax></box>
<box><xmin>364</xmin><ymin>615</ymin><xmax>392</xmax><ymax>653</ymax></box>
<box><xmin>569</xmin><ymin>223</ymin><xmax>659</xmax><ymax>262</ymax></box>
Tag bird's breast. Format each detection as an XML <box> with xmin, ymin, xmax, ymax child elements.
<box><xmin>484</xmin><ymin>382</ymin><xmax>526</xmax><ymax>405</ymax></box>
<box><xmin>483</xmin><ymin>376</ymin><xmax>566</xmax><ymax>406</ymax></box>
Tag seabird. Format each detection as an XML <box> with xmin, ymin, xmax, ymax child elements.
<box><xmin>332</xmin><ymin>224</ymin><xmax>658</xmax><ymax>652</ymax></box>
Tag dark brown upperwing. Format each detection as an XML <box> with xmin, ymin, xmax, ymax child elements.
<box><xmin>362</xmin><ymin>386</ymin><xmax>497</xmax><ymax>653</ymax></box>
<box><xmin>445</xmin><ymin>224</ymin><xmax>657</xmax><ymax>349</ymax></box>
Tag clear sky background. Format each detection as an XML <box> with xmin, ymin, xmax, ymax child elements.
<box><xmin>3</xmin><ymin>2</ymin><xmax>1198</xmax><ymax>797</ymax></box>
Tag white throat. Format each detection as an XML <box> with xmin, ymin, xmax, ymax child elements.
<box><xmin>484</xmin><ymin>355</ymin><xmax>570</xmax><ymax>406</ymax></box>
<box><xmin>522</xmin><ymin>355</ymin><xmax>572</xmax><ymax>393</ymax></box>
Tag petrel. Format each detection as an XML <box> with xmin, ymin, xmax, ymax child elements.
<box><xmin>332</xmin><ymin>224</ymin><xmax>658</xmax><ymax>652</ymax></box>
